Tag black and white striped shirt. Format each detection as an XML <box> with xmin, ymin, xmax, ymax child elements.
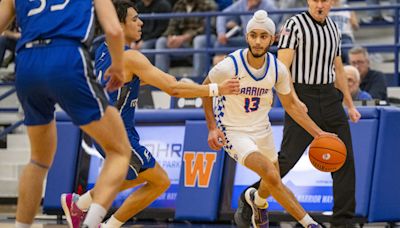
<box><xmin>278</xmin><ymin>11</ymin><xmax>341</xmax><ymax>85</ymax></box>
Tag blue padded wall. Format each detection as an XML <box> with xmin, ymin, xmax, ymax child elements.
<box><xmin>368</xmin><ymin>107</ymin><xmax>400</xmax><ymax>222</ymax></box>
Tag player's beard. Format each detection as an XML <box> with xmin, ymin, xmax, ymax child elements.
<box><xmin>248</xmin><ymin>44</ymin><xmax>269</xmax><ymax>58</ymax></box>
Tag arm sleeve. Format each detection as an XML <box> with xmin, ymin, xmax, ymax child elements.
<box><xmin>274</xmin><ymin>60</ymin><xmax>291</xmax><ymax>95</ymax></box>
<box><xmin>208</xmin><ymin>57</ymin><xmax>236</xmax><ymax>84</ymax></box>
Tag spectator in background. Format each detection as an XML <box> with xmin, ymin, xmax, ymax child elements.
<box><xmin>155</xmin><ymin>0</ymin><xmax>217</xmax><ymax>77</ymax></box>
<box><xmin>134</xmin><ymin>0</ymin><xmax>171</xmax><ymax>63</ymax></box>
<box><xmin>277</xmin><ymin>0</ymin><xmax>307</xmax><ymax>9</ymax></box>
<box><xmin>214</xmin><ymin>0</ymin><xmax>280</xmax><ymax>59</ymax></box>
<box><xmin>329</xmin><ymin>0</ymin><xmax>359</xmax><ymax>64</ymax></box>
<box><xmin>215</xmin><ymin>0</ymin><xmax>233</xmax><ymax>11</ymax></box>
<box><xmin>0</xmin><ymin>19</ymin><xmax>19</xmax><ymax>82</ymax></box>
<box><xmin>167</xmin><ymin>0</ymin><xmax>178</xmax><ymax>7</ymax></box>
<box><xmin>344</xmin><ymin>65</ymin><xmax>373</xmax><ymax>101</ymax></box>
<box><xmin>349</xmin><ymin>46</ymin><xmax>387</xmax><ymax>100</ymax></box>
<box><xmin>361</xmin><ymin>0</ymin><xmax>399</xmax><ymax>24</ymax></box>
<box><xmin>276</xmin><ymin>0</ymin><xmax>307</xmax><ymax>24</ymax></box>
<box><xmin>0</xmin><ymin>20</ymin><xmax>19</xmax><ymax>68</ymax></box>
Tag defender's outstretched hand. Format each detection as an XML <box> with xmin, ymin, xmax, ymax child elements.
<box><xmin>218</xmin><ymin>78</ymin><xmax>240</xmax><ymax>95</ymax></box>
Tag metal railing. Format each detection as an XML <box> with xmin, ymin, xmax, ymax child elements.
<box><xmin>139</xmin><ymin>5</ymin><xmax>400</xmax><ymax>84</ymax></box>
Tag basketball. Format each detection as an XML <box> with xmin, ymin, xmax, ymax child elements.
<box><xmin>309</xmin><ymin>135</ymin><xmax>347</xmax><ymax>172</ymax></box>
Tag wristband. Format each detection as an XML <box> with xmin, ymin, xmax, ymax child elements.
<box><xmin>209</xmin><ymin>83</ymin><xmax>219</xmax><ymax>97</ymax></box>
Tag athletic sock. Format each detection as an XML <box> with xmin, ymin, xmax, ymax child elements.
<box><xmin>15</xmin><ymin>221</ymin><xmax>31</xmax><ymax>228</ymax></box>
<box><xmin>254</xmin><ymin>191</ymin><xmax>268</xmax><ymax>208</ymax></box>
<box><xmin>103</xmin><ymin>215</ymin><xmax>124</xmax><ymax>228</ymax></box>
<box><xmin>299</xmin><ymin>214</ymin><xmax>318</xmax><ymax>227</ymax></box>
<box><xmin>77</xmin><ymin>191</ymin><xmax>93</xmax><ymax>211</ymax></box>
<box><xmin>83</xmin><ymin>203</ymin><xmax>107</xmax><ymax>228</ymax></box>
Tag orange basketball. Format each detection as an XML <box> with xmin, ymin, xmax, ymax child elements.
<box><xmin>309</xmin><ymin>135</ymin><xmax>347</xmax><ymax>172</ymax></box>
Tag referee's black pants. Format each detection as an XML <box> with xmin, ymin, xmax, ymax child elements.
<box><xmin>279</xmin><ymin>83</ymin><xmax>355</xmax><ymax>226</ymax></box>
<box><xmin>243</xmin><ymin>83</ymin><xmax>356</xmax><ymax>226</ymax></box>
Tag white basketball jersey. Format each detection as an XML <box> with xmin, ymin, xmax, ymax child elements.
<box><xmin>209</xmin><ymin>49</ymin><xmax>291</xmax><ymax>131</ymax></box>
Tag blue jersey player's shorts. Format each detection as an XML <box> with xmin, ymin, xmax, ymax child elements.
<box><xmin>15</xmin><ymin>39</ymin><xmax>109</xmax><ymax>126</ymax></box>
<box><xmin>126</xmin><ymin>140</ymin><xmax>156</xmax><ymax>180</ymax></box>
<box><xmin>96</xmin><ymin>135</ymin><xmax>156</xmax><ymax>180</ymax></box>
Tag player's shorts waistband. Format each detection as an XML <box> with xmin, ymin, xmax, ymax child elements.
<box><xmin>23</xmin><ymin>38</ymin><xmax>82</xmax><ymax>49</ymax></box>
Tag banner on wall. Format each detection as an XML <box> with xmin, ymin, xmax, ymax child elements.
<box><xmin>231</xmin><ymin>126</ymin><xmax>334</xmax><ymax>212</ymax></box>
<box><xmin>85</xmin><ymin>125</ymin><xmax>185</xmax><ymax>209</ymax></box>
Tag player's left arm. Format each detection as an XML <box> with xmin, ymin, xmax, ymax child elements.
<box><xmin>333</xmin><ymin>56</ymin><xmax>361</xmax><ymax>123</ymax></box>
<box><xmin>279</xmin><ymin>90</ymin><xmax>326</xmax><ymax>138</ymax></box>
<box><xmin>125</xmin><ymin>50</ymin><xmax>239</xmax><ymax>98</ymax></box>
<box><xmin>0</xmin><ymin>0</ymin><xmax>15</xmax><ymax>34</ymax></box>
<box><xmin>276</xmin><ymin>63</ymin><xmax>328</xmax><ymax>138</ymax></box>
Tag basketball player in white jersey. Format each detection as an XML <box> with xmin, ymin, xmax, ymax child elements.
<box><xmin>202</xmin><ymin>10</ymin><xmax>335</xmax><ymax>228</ymax></box>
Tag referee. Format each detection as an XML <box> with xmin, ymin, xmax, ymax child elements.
<box><xmin>235</xmin><ymin>1</ymin><xmax>361</xmax><ymax>227</ymax></box>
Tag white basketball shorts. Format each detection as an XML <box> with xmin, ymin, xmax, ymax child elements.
<box><xmin>223</xmin><ymin>127</ymin><xmax>277</xmax><ymax>166</ymax></box>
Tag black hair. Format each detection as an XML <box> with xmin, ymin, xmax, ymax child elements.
<box><xmin>113</xmin><ymin>0</ymin><xmax>138</xmax><ymax>23</ymax></box>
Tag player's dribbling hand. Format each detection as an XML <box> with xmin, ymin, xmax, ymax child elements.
<box><xmin>315</xmin><ymin>131</ymin><xmax>337</xmax><ymax>139</ymax></box>
<box><xmin>348</xmin><ymin>106</ymin><xmax>361</xmax><ymax>123</ymax></box>
<box><xmin>104</xmin><ymin>63</ymin><xmax>125</xmax><ymax>92</ymax></box>
<box><xmin>218</xmin><ymin>78</ymin><xmax>240</xmax><ymax>95</ymax></box>
<box><xmin>208</xmin><ymin>129</ymin><xmax>225</xmax><ymax>151</ymax></box>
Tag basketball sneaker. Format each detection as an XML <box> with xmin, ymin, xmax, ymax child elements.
<box><xmin>61</xmin><ymin>193</ymin><xmax>87</xmax><ymax>228</ymax></box>
<box><xmin>234</xmin><ymin>194</ymin><xmax>252</xmax><ymax>227</ymax></box>
<box><xmin>244</xmin><ymin>187</ymin><xmax>269</xmax><ymax>228</ymax></box>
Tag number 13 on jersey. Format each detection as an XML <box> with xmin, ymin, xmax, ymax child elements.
<box><xmin>244</xmin><ymin>97</ymin><xmax>260</xmax><ymax>113</ymax></box>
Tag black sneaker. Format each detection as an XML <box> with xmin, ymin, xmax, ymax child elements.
<box><xmin>234</xmin><ymin>193</ymin><xmax>252</xmax><ymax>227</ymax></box>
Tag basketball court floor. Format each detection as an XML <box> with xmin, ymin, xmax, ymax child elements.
<box><xmin>0</xmin><ymin>205</ymin><xmax>394</xmax><ymax>227</ymax></box>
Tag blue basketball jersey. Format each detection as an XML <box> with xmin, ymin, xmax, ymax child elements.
<box><xmin>95</xmin><ymin>43</ymin><xmax>141</xmax><ymax>142</ymax></box>
<box><xmin>94</xmin><ymin>43</ymin><xmax>156</xmax><ymax>179</ymax></box>
<box><xmin>15</xmin><ymin>0</ymin><xmax>95</xmax><ymax>51</ymax></box>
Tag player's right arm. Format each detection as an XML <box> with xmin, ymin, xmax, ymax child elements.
<box><xmin>123</xmin><ymin>50</ymin><xmax>240</xmax><ymax>98</ymax></box>
<box><xmin>0</xmin><ymin>0</ymin><xmax>15</xmax><ymax>34</ymax></box>
<box><xmin>202</xmin><ymin>76</ymin><xmax>226</xmax><ymax>151</ymax></box>
<box><xmin>94</xmin><ymin>0</ymin><xmax>125</xmax><ymax>91</ymax></box>
<box><xmin>201</xmin><ymin>58</ymin><xmax>237</xmax><ymax>150</ymax></box>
